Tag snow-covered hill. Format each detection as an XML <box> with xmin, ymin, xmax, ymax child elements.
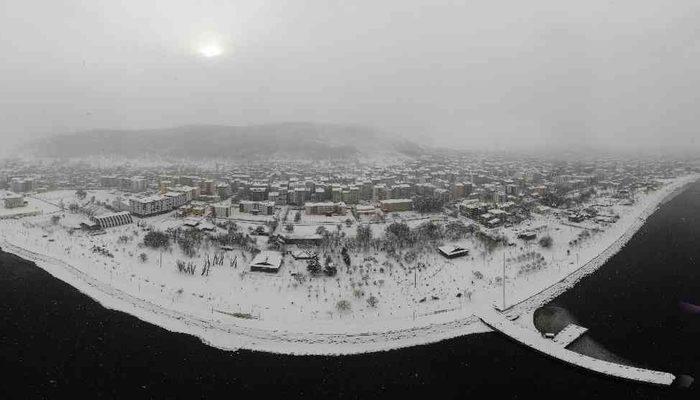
<box><xmin>27</xmin><ymin>123</ymin><xmax>425</xmax><ymax>161</ymax></box>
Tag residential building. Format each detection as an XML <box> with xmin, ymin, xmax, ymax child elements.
<box><xmin>211</xmin><ymin>200</ymin><xmax>231</xmax><ymax>218</ymax></box>
<box><xmin>164</xmin><ymin>191</ymin><xmax>188</xmax><ymax>208</ymax></box>
<box><xmin>379</xmin><ymin>199</ymin><xmax>413</xmax><ymax>212</ymax></box>
<box><xmin>129</xmin><ymin>194</ymin><xmax>180</xmax><ymax>217</ymax></box>
<box><xmin>304</xmin><ymin>202</ymin><xmax>346</xmax><ymax>215</ymax></box>
<box><xmin>10</xmin><ymin>178</ymin><xmax>34</xmax><ymax>193</ymax></box>
<box><xmin>239</xmin><ymin>200</ymin><xmax>275</xmax><ymax>215</ymax></box>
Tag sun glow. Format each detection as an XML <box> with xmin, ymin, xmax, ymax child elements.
<box><xmin>198</xmin><ymin>43</ymin><xmax>223</xmax><ymax>58</ymax></box>
<box><xmin>192</xmin><ymin>31</ymin><xmax>228</xmax><ymax>59</ymax></box>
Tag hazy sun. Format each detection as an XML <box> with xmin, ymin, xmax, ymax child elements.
<box><xmin>199</xmin><ymin>43</ymin><xmax>223</xmax><ymax>58</ymax></box>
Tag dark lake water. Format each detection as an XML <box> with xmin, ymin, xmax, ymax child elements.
<box><xmin>1</xmin><ymin>181</ymin><xmax>699</xmax><ymax>399</ymax></box>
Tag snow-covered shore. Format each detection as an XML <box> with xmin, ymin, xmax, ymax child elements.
<box><xmin>1</xmin><ymin>175</ymin><xmax>697</xmax><ymax>355</ymax></box>
<box><xmin>0</xmin><ymin>238</ymin><xmax>490</xmax><ymax>355</ymax></box>
<box><xmin>503</xmin><ymin>173</ymin><xmax>699</xmax><ymax>317</ymax></box>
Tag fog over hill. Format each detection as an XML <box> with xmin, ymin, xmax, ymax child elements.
<box><xmin>27</xmin><ymin>123</ymin><xmax>424</xmax><ymax>161</ymax></box>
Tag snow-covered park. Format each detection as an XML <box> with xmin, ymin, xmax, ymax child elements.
<box><xmin>0</xmin><ymin>174</ymin><xmax>696</xmax><ymax>354</ymax></box>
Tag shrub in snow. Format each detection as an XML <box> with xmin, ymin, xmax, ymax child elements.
<box><xmin>177</xmin><ymin>228</ymin><xmax>203</xmax><ymax>258</ymax></box>
<box><xmin>403</xmin><ymin>250</ymin><xmax>417</xmax><ymax>263</ymax></box>
<box><xmin>385</xmin><ymin>222</ymin><xmax>412</xmax><ymax>247</ymax></box>
<box><xmin>367</xmin><ymin>295</ymin><xmax>379</xmax><ymax>308</ymax></box>
<box><xmin>143</xmin><ymin>231</ymin><xmax>170</xmax><ymax>249</ymax></box>
<box><xmin>355</xmin><ymin>224</ymin><xmax>372</xmax><ymax>247</ymax></box>
<box><xmin>539</xmin><ymin>235</ymin><xmax>553</xmax><ymax>248</ymax></box>
<box><xmin>323</xmin><ymin>264</ymin><xmax>337</xmax><ymax>277</ymax></box>
<box><xmin>176</xmin><ymin>260</ymin><xmax>197</xmax><ymax>275</ymax></box>
<box><xmin>336</xmin><ymin>300</ymin><xmax>351</xmax><ymax>312</ymax></box>
<box><xmin>307</xmin><ymin>257</ymin><xmax>322</xmax><ymax>275</ymax></box>
<box><xmin>414</xmin><ymin>221</ymin><xmax>443</xmax><ymax>242</ymax></box>
<box><xmin>445</xmin><ymin>220</ymin><xmax>474</xmax><ymax>240</ymax></box>
<box><xmin>340</xmin><ymin>248</ymin><xmax>350</xmax><ymax>266</ymax></box>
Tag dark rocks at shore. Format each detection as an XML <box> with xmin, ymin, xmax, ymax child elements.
<box><xmin>533</xmin><ymin>305</ymin><xmax>578</xmax><ymax>336</ymax></box>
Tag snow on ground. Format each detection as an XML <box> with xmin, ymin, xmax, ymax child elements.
<box><xmin>0</xmin><ymin>190</ymin><xmax>62</xmax><ymax>218</ymax></box>
<box><xmin>227</xmin><ymin>207</ymin><xmax>278</xmax><ymax>223</ymax></box>
<box><xmin>0</xmin><ymin>175</ymin><xmax>697</xmax><ymax>354</ymax></box>
<box><xmin>295</xmin><ymin>212</ymin><xmax>351</xmax><ymax>225</ymax></box>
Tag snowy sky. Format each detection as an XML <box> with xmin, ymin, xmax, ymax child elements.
<box><xmin>1</xmin><ymin>0</ymin><xmax>700</xmax><ymax>154</ymax></box>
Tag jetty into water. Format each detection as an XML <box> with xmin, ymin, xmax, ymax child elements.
<box><xmin>478</xmin><ymin>309</ymin><xmax>676</xmax><ymax>386</ymax></box>
<box><xmin>552</xmin><ymin>323</ymin><xmax>588</xmax><ymax>347</ymax></box>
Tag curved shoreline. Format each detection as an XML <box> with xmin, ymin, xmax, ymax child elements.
<box><xmin>1</xmin><ymin>175</ymin><xmax>697</xmax><ymax>355</ymax></box>
<box><xmin>504</xmin><ymin>175</ymin><xmax>699</xmax><ymax>317</ymax></box>
<box><xmin>0</xmin><ymin>239</ymin><xmax>491</xmax><ymax>355</ymax></box>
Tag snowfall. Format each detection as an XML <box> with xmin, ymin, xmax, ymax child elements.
<box><xmin>0</xmin><ymin>174</ymin><xmax>697</xmax><ymax>355</ymax></box>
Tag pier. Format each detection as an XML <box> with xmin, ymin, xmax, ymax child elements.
<box><xmin>478</xmin><ymin>309</ymin><xmax>676</xmax><ymax>386</ymax></box>
<box><xmin>552</xmin><ymin>323</ymin><xmax>588</xmax><ymax>347</ymax></box>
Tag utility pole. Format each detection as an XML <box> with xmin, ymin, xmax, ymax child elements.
<box><xmin>502</xmin><ymin>252</ymin><xmax>506</xmax><ymax>310</ymax></box>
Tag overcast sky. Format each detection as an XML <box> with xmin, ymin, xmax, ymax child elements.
<box><xmin>1</xmin><ymin>0</ymin><xmax>699</xmax><ymax>155</ymax></box>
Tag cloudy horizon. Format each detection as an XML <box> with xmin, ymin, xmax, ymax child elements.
<box><xmin>2</xmin><ymin>0</ymin><xmax>700</xmax><ymax>156</ymax></box>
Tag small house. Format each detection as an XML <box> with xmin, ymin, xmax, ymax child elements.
<box><xmin>249</xmin><ymin>251</ymin><xmax>283</xmax><ymax>273</ymax></box>
<box><xmin>438</xmin><ymin>245</ymin><xmax>469</xmax><ymax>259</ymax></box>
<box><xmin>3</xmin><ymin>193</ymin><xmax>25</xmax><ymax>209</ymax></box>
<box><xmin>517</xmin><ymin>231</ymin><xmax>537</xmax><ymax>240</ymax></box>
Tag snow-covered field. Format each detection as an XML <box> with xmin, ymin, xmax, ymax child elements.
<box><xmin>0</xmin><ymin>192</ymin><xmax>49</xmax><ymax>219</ymax></box>
<box><xmin>0</xmin><ymin>175</ymin><xmax>696</xmax><ymax>355</ymax></box>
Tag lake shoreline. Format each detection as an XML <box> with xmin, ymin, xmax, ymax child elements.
<box><xmin>1</xmin><ymin>175</ymin><xmax>697</xmax><ymax>355</ymax></box>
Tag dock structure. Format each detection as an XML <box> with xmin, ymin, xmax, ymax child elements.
<box><xmin>478</xmin><ymin>309</ymin><xmax>676</xmax><ymax>386</ymax></box>
<box><xmin>552</xmin><ymin>323</ymin><xmax>588</xmax><ymax>348</ymax></box>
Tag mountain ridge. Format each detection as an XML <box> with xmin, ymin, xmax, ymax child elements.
<box><xmin>27</xmin><ymin>122</ymin><xmax>425</xmax><ymax>160</ymax></box>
